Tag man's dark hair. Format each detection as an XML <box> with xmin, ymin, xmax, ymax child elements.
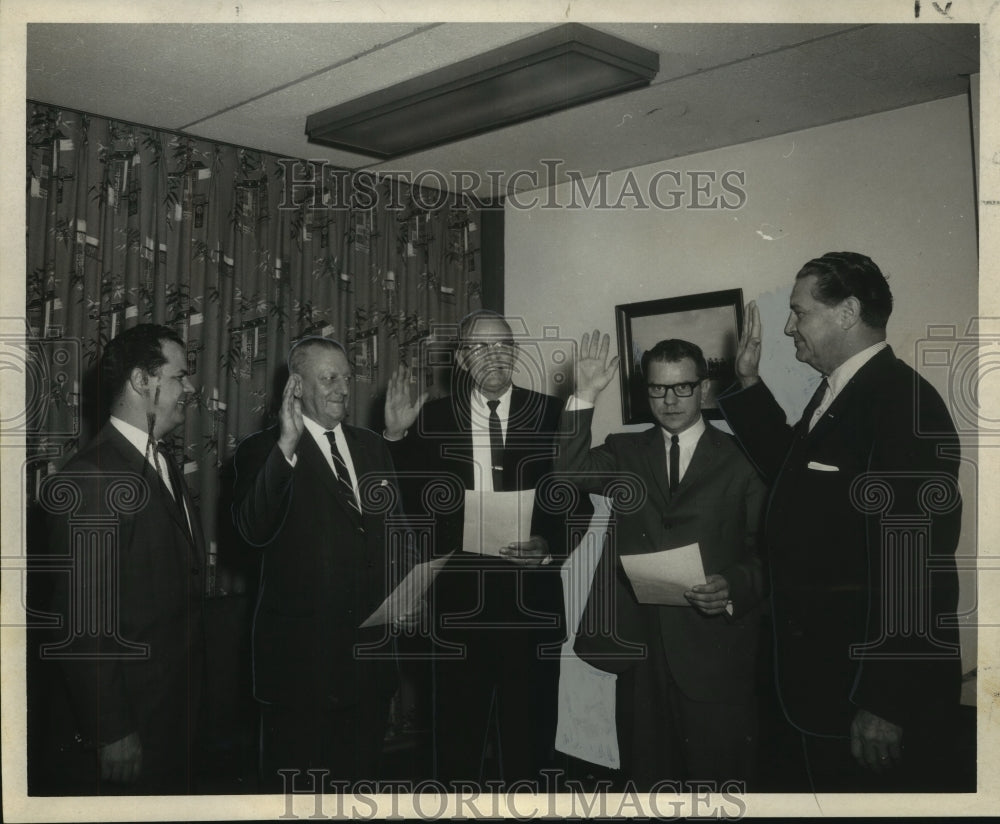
<box><xmin>288</xmin><ymin>336</ymin><xmax>348</xmax><ymax>374</ymax></box>
<box><xmin>640</xmin><ymin>339</ymin><xmax>708</xmax><ymax>380</ymax></box>
<box><xmin>101</xmin><ymin>323</ymin><xmax>185</xmax><ymax>403</ymax></box>
<box><xmin>795</xmin><ymin>251</ymin><xmax>893</xmax><ymax>329</ymax></box>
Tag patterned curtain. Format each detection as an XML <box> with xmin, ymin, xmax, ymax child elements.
<box><xmin>26</xmin><ymin>102</ymin><xmax>485</xmax><ymax>593</ymax></box>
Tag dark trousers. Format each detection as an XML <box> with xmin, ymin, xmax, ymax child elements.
<box><xmin>432</xmin><ymin>630</ymin><xmax>560</xmax><ymax>785</ymax></box>
<box><xmin>31</xmin><ymin>664</ymin><xmax>203</xmax><ymax>796</ymax></box>
<box><xmin>616</xmin><ymin>645</ymin><xmax>757</xmax><ymax>792</ymax></box>
<box><xmin>430</xmin><ymin>555</ymin><xmax>563</xmax><ymax>786</ymax></box>
<box><xmin>259</xmin><ymin>697</ymin><xmax>391</xmax><ymax>793</ymax></box>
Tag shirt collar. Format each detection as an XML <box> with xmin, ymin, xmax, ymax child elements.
<box><xmin>110</xmin><ymin>415</ymin><xmax>156</xmax><ymax>458</ymax></box>
<box><xmin>826</xmin><ymin>341</ymin><xmax>888</xmax><ymax>398</ymax></box>
<box><xmin>302</xmin><ymin>414</ymin><xmax>344</xmax><ymax>447</ymax></box>
<box><xmin>471</xmin><ymin>384</ymin><xmax>513</xmax><ymax>418</ymax></box>
<box><xmin>661</xmin><ymin>415</ymin><xmax>706</xmax><ymax>448</ymax></box>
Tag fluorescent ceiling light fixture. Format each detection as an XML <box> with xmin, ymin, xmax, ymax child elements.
<box><xmin>305</xmin><ymin>24</ymin><xmax>659</xmax><ymax>159</ymax></box>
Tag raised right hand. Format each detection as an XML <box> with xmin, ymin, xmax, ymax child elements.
<box><xmin>99</xmin><ymin>731</ymin><xmax>142</xmax><ymax>784</ymax></box>
<box><xmin>575</xmin><ymin>329</ymin><xmax>619</xmax><ymax>404</ymax></box>
<box><xmin>384</xmin><ymin>366</ymin><xmax>428</xmax><ymax>440</ymax></box>
<box><xmin>735</xmin><ymin>301</ymin><xmax>763</xmax><ymax>388</ymax></box>
<box><xmin>278</xmin><ymin>373</ymin><xmax>304</xmax><ymax>460</ymax></box>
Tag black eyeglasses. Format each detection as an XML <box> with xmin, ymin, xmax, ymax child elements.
<box><xmin>647</xmin><ymin>381</ymin><xmax>701</xmax><ymax>399</ymax></box>
<box><xmin>461</xmin><ymin>340</ymin><xmax>517</xmax><ymax>354</ymax></box>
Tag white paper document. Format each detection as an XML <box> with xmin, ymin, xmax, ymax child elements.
<box><xmin>556</xmin><ymin>653</ymin><xmax>620</xmax><ymax>769</ymax></box>
<box><xmin>555</xmin><ymin>494</ymin><xmax>620</xmax><ymax>769</ymax></box>
<box><xmin>619</xmin><ymin>542</ymin><xmax>706</xmax><ymax>605</ymax></box>
<box><xmin>461</xmin><ymin>488</ymin><xmax>534</xmax><ymax>556</ymax></box>
<box><xmin>360</xmin><ymin>552</ymin><xmax>453</xmax><ymax>628</ymax></box>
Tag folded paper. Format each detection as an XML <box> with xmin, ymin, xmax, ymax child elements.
<box><xmin>620</xmin><ymin>542</ymin><xmax>706</xmax><ymax>605</ymax></box>
<box><xmin>555</xmin><ymin>494</ymin><xmax>620</xmax><ymax>768</ymax></box>
<box><xmin>462</xmin><ymin>488</ymin><xmax>535</xmax><ymax>556</ymax></box>
<box><xmin>360</xmin><ymin>551</ymin><xmax>453</xmax><ymax>628</ymax></box>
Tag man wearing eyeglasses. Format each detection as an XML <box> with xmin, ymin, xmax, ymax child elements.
<box><xmin>557</xmin><ymin>333</ymin><xmax>766</xmax><ymax>790</ymax></box>
<box><xmin>384</xmin><ymin>310</ymin><xmax>588</xmax><ymax>786</ymax></box>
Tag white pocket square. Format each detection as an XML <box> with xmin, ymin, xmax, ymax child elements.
<box><xmin>807</xmin><ymin>461</ymin><xmax>839</xmax><ymax>472</ymax></box>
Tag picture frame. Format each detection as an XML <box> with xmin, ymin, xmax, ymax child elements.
<box><xmin>615</xmin><ymin>288</ymin><xmax>744</xmax><ymax>425</ymax></box>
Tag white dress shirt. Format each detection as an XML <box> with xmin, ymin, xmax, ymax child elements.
<box><xmin>809</xmin><ymin>341</ymin><xmax>888</xmax><ymax>430</ymax></box>
<box><xmin>110</xmin><ymin>415</ymin><xmax>174</xmax><ymax>495</ymax></box>
<box><xmin>566</xmin><ymin>396</ymin><xmax>705</xmax><ymax>486</ymax></box>
<box><xmin>470</xmin><ymin>385</ymin><xmax>512</xmax><ymax>492</ymax></box>
<box><xmin>110</xmin><ymin>415</ymin><xmax>191</xmax><ymax>530</ymax></box>
<box><xmin>662</xmin><ymin>416</ymin><xmax>706</xmax><ymax>487</ymax></box>
<box><xmin>301</xmin><ymin>415</ymin><xmax>362</xmax><ymax>509</ymax></box>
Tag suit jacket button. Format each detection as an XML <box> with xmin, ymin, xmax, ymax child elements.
<box><xmin>191</xmin><ymin>567</ymin><xmax>200</xmax><ymax>575</ymax></box>
<box><xmin>662</xmin><ymin>517</ymin><xmax>672</xmax><ymax>529</ymax></box>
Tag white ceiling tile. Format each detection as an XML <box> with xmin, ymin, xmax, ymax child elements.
<box><xmin>25</xmin><ymin>22</ymin><xmax>978</xmax><ymax>198</ymax></box>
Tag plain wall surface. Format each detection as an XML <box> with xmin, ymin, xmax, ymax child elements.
<box><xmin>505</xmin><ymin>93</ymin><xmax>978</xmax><ymax>672</ymax></box>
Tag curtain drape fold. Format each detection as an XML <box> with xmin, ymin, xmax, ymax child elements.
<box><xmin>26</xmin><ymin>103</ymin><xmax>484</xmax><ymax>593</ymax></box>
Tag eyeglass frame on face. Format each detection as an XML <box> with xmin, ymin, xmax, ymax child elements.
<box><xmin>460</xmin><ymin>339</ymin><xmax>518</xmax><ymax>354</ymax></box>
<box><xmin>647</xmin><ymin>380</ymin><xmax>702</xmax><ymax>399</ymax></box>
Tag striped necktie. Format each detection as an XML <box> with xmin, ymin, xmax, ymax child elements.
<box><xmin>324</xmin><ymin>430</ymin><xmax>362</xmax><ymax>516</ymax></box>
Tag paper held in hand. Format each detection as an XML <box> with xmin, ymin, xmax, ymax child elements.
<box><xmin>462</xmin><ymin>489</ymin><xmax>535</xmax><ymax>556</ymax></box>
<box><xmin>619</xmin><ymin>543</ymin><xmax>706</xmax><ymax>606</ymax></box>
<box><xmin>360</xmin><ymin>551</ymin><xmax>454</xmax><ymax>628</ymax></box>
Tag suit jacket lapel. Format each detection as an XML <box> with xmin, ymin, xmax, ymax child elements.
<box><xmin>306</xmin><ymin>425</ymin><xmax>364</xmax><ymax>524</ymax></box>
<box><xmin>808</xmin><ymin>346</ymin><xmax>894</xmax><ymax>440</ymax></box>
<box><xmin>172</xmin><ymin>458</ymin><xmax>207</xmax><ymax>560</ymax></box>
<box><xmin>502</xmin><ymin>388</ymin><xmax>526</xmax><ymax>484</ymax></box>
<box><xmin>675</xmin><ymin>424</ymin><xmax>721</xmax><ymax>497</ymax></box>
<box><xmin>446</xmin><ymin>390</ymin><xmax>475</xmax><ymax>488</ymax></box>
<box><xmin>162</xmin><ymin>450</ymin><xmax>197</xmax><ymax>546</ymax></box>
<box><xmin>297</xmin><ymin>429</ymin><xmax>342</xmax><ymax>503</ymax></box>
<box><xmin>507</xmin><ymin>387</ymin><xmax>527</xmax><ymax>437</ymax></box>
<box><xmin>104</xmin><ymin>425</ymin><xmax>201</xmax><ymax>552</ymax></box>
<box><xmin>104</xmin><ymin>423</ymin><xmax>152</xmax><ymax>478</ymax></box>
<box><xmin>342</xmin><ymin>424</ymin><xmax>370</xmax><ymax>509</ymax></box>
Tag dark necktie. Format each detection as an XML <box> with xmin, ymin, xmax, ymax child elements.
<box><xmin>800</xmin><ymin>377</ymin><xmax>830</xmax><ymax>432</ymax></box>
<box><xmin>487</xmin><ymin>399</ymin><xmax>504</xmax><ymax>492</ymax></box>
<box><xmin>668</xmin><ymin>434</ymin><xmax>680</xmax><ymax>494</ymax></box>
<box><xmin>325</xmin><ymin>431</ymin><xmax>362</xmax><ymax>516</ymax></box>
<box><xmin>156</xmin><ymin>442</ymin><xmax>190</xmax><ymax>535</ymax></box>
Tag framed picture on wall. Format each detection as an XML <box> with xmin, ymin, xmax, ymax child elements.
<box><xmin>615</xmin><ymin>289</ymin><xmax>744</xmax><ymax>425</ymax></box>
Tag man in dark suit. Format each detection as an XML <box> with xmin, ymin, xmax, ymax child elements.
<box><xmin>38</xmin><ymin>323</ymin><xmax>205</xmax><ymax>794</ymax></box>
<box><xmin>717</xmin><ymin>251</ymin><xmax>965</xmax><ymax>791</ymax></box>
<box><xmin>558</xmin><ymin>333</ymin><xmax>766</xmax><ymax>790</ymax></box>
<box><xmin>232</xmin><ymin>337</ymin><xmax>406</xmax><ymax>791</ymax></box>
<box><xmin>383</xmin><ymin>310</ymin><xmax>587</xmax><ymax>786</ymax></box>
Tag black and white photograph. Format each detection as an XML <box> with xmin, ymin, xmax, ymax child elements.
<box><xmin>1</xmin><ymin>1</ymin><xmax>996</xmax><ymax>821</ymax></box>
